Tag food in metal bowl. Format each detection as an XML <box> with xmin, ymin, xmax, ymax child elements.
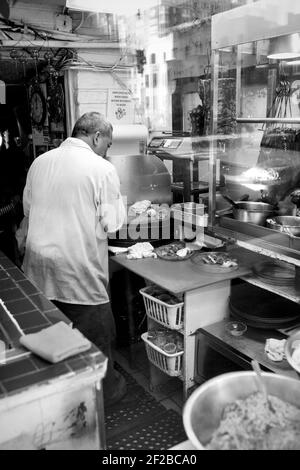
<box><xmin>266</xmin><ymin>216</ymin><xmax>300</xmax><ymax>236</ymax></box>
<box><xmin>206</xmin><ymin>391</ymin><xmax>300</xmax><ymax>450</ymax></box>
<box><xmin>183</xmin><ymin>371</ymin><xmax>300</xmax><ymax>450</ymax></box>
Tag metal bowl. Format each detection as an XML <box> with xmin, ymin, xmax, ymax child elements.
<box><xmin>225</xmin><ymin>321</ymin><xmax>247</xmax><ymax>337</ymax></box>
<box><xmin>232</xmin><ymin>201</ymin><xmax>275</xmax><ymax>226</ymax></box>
<box><xmin>266</xmin><ymin>216</ymin><xmax>300</xmax><ymax>237</ymax></box>
<box><xmin>183</xmin><ymin>371</ymin><xmax>300</xmax><ymax>450</ymax></box>
<box><xmin>285</xmin><ymin>330</ymin><xmax>300</xmax><ymax>374</ymax></box>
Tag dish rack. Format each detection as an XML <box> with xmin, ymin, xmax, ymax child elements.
<box><xmin>141</xmin><ymin>332</ymin><xmax>184</xmax><ymax>377</ymax></box>
<box><xmin>139</xmin><ymin>286</ymin><xmax>184</xmax><ymax>330</ymax></box>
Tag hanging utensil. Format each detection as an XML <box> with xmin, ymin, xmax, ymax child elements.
<box><xmin>223</xmin><ymin>194</ymin><xmax>249</xmax><ymax>208</ymax></box>
<box><xmin>222</xmin><ymin>195</ymin><xmax>238</xmax><ymax>208</ymax></box>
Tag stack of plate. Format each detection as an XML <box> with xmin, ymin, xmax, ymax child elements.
<box><xmin>252</xmin><ymin>261</ymin><xmax>295</xmax><ymax>286</ymax></box>
<box><xmin>229</xmin><ymin>283</ymin><xmax>300</xmax><ymax>329</ymax></box>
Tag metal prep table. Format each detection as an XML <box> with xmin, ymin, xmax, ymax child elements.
<box><xmin>110</xmin><ymin>246</ymin><xmax>253</xmax><ymax>400</ymax></box>
<box><xmin>110</xmin><ymin>244</ymin><xmax>300</xmax><ymax>401</ymax></box>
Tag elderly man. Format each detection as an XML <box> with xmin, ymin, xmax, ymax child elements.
<box><xmin>22</xmin><ymin>112</ymin><xmax>127</xmax><ymax>406</ymax></box>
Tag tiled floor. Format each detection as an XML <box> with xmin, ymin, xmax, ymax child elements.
<box><xmin>115</xmin><ymin>340</ymin><xmax>184</xmax><ymax>415</ymax></box>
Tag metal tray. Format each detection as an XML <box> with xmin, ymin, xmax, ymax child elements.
<box><xmin>155</xmin><ymin>242</ymin><xmax>194</xmax><ymax>261</ymax></box>
<box><xmin>191</xmin><ymin>251</ymin><xmax>239</xmax><ymax>273</ymax></box>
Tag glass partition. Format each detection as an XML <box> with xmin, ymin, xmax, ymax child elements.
<box><xmin>211</xmin><ymin>28</ymin><xmax>300</xmax><ymax>258</ymax></box>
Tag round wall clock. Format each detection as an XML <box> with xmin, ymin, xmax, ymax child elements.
<box><xmin>30</xmin><ymin>85</ymin><xmax>47</xmax><ymax>127</ymax></box>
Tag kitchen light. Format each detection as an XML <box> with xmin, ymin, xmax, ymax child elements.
<box><xmin>267</xmin><ymin>34</ymin><xmax>300</xmax><ymax>60</ymax></box>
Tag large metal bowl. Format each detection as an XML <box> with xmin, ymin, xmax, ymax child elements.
<box><xmin>232</xmin><ymin>201</ymin><xmax>275</xmax><ymax>226</ymax></box>
<box><xmin>285</xmin><ymin>330</ymin><xmax>300</xmax><ymax>374</ymax></box>
<box><xmin>183</xmin><ymin>371</ymin><xmax>300</xmax><ymax>450</ymax></box>
<box><xmin>266</xmin><ymin>216</ymin><xmax>300</xmax><ymax>237</ymax></box>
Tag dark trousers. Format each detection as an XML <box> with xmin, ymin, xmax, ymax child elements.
<box><xmin>51</xmin><ymin>300</ymin><xmax>121</xmax><ymax>400</ymax></box>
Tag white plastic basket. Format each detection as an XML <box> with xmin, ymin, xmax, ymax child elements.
<box><xmin>141</xmin><ymin>332</ymin><xmax>184</xmax><ymax>377</ymax></box>
<box><xmin>139</xmin><ymin>286</ymin><xmax>184</xmax><ymax>330</ymax></box>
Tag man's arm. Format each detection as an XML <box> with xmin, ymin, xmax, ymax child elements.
<box><xmin>22</xmin><ymin>167</ymin><xmax>32</xmax><ymax>218</ymax></box>
<box><xmin>100</xmin><ymin>167</ymin><xmax>126</xmax><ymax>234</ymax></box>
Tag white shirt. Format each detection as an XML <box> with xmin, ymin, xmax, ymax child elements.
<box><xmin>22</xmin><ymin>138</ymin><xmax>126</xmax><ymax>304</ymax></box>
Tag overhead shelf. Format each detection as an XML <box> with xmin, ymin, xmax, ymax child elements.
<box><xmin>236</xmin><ymin>117</ymin><xmax>300</xmax><ymax>124</ymax></box>
<box><xmin>241</xmin><ymin>274</ymin><xmax>300</xmax><ymax>304</ymax></box>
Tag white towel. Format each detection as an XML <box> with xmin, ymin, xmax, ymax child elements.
<box><xmin>108</xmin><ymin>246</ymin><xmax>128</xmax><ymax>255</ymax></box>
<box><xmin>19</xmin><ymin>321</ymin><xmax>91</xmax><ymax>363</ymax></box>
<box><xmin>126</xmin><ymin>242</ymin><xmax>157</xmax><ymax>260</ymax></box>
<box><xmin>265</xmin><ymin>338</ymin><xmax>286</xmax><ymax>362</ymax></box>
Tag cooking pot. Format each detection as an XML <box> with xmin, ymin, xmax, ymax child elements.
<box><xmin>232</xmin><ymin>201</ymin><xmax>275</xmax><ymax>225</ymax></box>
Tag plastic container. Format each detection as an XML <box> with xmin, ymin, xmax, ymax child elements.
<box><xmin>142</xmin><ymin>332</ymin><xmax>184</xmax><ymax>377</ymax></box>
<box><xmin>140</xmin><ymin>286</ymin><xmax>184</xmax><ymax>330</ymax></box>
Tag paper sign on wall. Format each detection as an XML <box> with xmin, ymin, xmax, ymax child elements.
<box><xmin>107</xmin><ymin>89</ymin><xmax>134</xmax><ymax>124</ymax></box>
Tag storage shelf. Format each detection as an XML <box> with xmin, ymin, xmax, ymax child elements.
<box><xmin>241</xmin><ymin>274</ymin><xmax>300</xmax><ymax>304</ymax></box>
<box><xmin>236</xmin><ymin>117</ymin><xmax>300</xmax><ymax>124</ymax></box>
<box><xmin>199</xmin><ymin>320</ymin><xmax>299</xmax><ymax>379</ymax></box>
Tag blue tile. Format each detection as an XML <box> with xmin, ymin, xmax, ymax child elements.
<box><xmin>5</xmin><ymin>297</ymin><xmax>38</xmax><ymax>315</ymax></box>
<box><xmin>0</xmin><ymin>258</ymin><xmax>16</xmax><ymax>269</ymax></box>
<box><xmin>14</xmin><ymin>311</ymin><xmax>50</xmax><ymax>330</ymax></box>
<box><xmin>67</xmin><ymin>357</ymin><xmax>89</xmax><ymax>373</ymax></box>
<box><xmin>29</xmin><ymin>293</ymin><xmax>57</xmax><ymax>312</ymax></box>
<box><xmin>6</xmin><ymin>267</ymin><xmax>26</xmax><ymax>281</ymax></box>
<box><xmin>45</xmin><ymin>309</ymin><xmax>72</xmax><ymax>326</ymax></box>
<box><xmin>0</xmin><ymin>269</ymin><xmax>9</xmax><ymax>281</ymax></box>
<box><xmin>0</xmin><ymin>382</ymin><xmax>6</xmax><ymax>397</ymax></box>
<box><xmin>22</xmin><ymin>324</ymin><xmax>51</xmax><ymax>335</ymax></box>
<box><xmin>0</xmin><ymin>287</ymin><xmax>24</xmax><ymax>302</ymax></box>
<box><xmin>30</xmin><ymin>356</ymin><xmax>52</xmax><ymax>370</ymax></box>
<box><xmin>0</xmin><ymin>278</ymin><xmax>16</xmax><ymax>292</ymax></box>
<box><xmin>2</xmin><ymin>363</ymin><xmax>71</xmax><ymax>394</ymax></box>
<box><xmin>17</xmin><ymin>279</ymin><xmax>40</xmax><ymax>296</ymax></box>
<box><xmin>0</xmin><ymin>358</ymin><xmax>37</xmax><ymax>381</ymax></box>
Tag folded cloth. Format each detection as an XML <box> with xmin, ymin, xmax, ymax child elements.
<box><xmin>126</xmin><ymin>242</ymin><xmax>157</xmax><ymax>260</ymax></box>
<box><xmin>264</xmin><ymin>338</ymin><xmax>286</xmax><ymax>362</ymax></box>
<box><xmin>108</xmin><ymin>246</ymin><xmax>128</xmax><ymax>255</ymax></box>
<box><xmin>19</xmin><ymin>321</ymin><xmax>91</xmax><ymax>363</ymax></box>
<box><xmin>128</xmin><ymin>200</ymin><xmax>151</xmax><ymax>217</ymax></box>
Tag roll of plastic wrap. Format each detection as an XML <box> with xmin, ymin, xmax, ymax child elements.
<box><xmin>108</xmin><ymin>124</ymin><xmax>148</xmax><ymax>156</ymax></box>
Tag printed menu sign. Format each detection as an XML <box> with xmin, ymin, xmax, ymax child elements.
<box><xmin>107</xmin><ymin>89</ymin><xmax>134</xmax><ymax>124</ymax></box>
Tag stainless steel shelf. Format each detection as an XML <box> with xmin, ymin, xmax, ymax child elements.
<box><xmin>199</xmin><ymin>320</ymin><xmax>299</xmax><ymax>379</ymax></box>
<box><xmin>236</xmin><ymin>117</ymin><xmax>300</xmax><ymax>124</ymax></box>
<box><xmin>241</xmin><ymin>274</ymin><xmax>300</xmax><ymax>304</ymax></box>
